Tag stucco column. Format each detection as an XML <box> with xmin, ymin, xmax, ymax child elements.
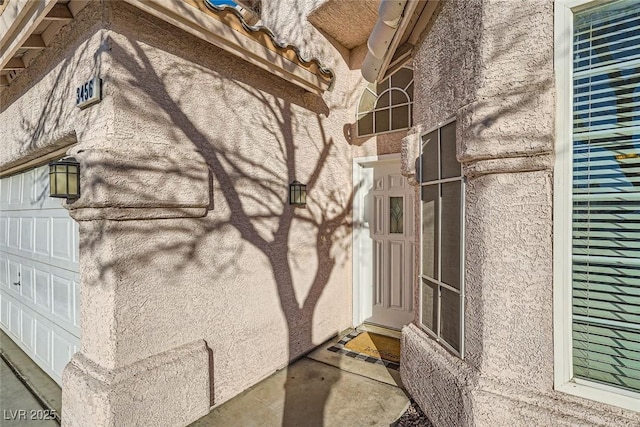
<box><xmin>61</xmin><ymin>142</ymin><xmax>212</xmax><ymax>427</ymax></box>
<box><xmin>397</xmin><ymin>0</ymin><xmax>562</xmax><ymax>425</ymax></box>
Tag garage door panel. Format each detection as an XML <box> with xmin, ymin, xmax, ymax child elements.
<box><xmin>34</xmin><ymin>217</ymin><xmax>50</xmax><ymax>256</ymax></box>
<box><xmin>52</xmin><ymin>276</ymin><xmax>72</xmax><ymax>324</ymax></box>
<box><xmin>9</xmin><ymin>175</ymin><xmax>22</xmax><ymax>205</ymax></box>
<box><xmin>0</xmin><ymin>294</ymin><xmax>8</xmax><ymax>327</ymax></box>
<box><xmin>34</xmin><ymin>320</ymin><xmax>50</xmax><ymax>366</ymax></box>
<box><xmin>10</xmin><ymin>302</ymin><xmax>20</xmax><ymax>337</ymax></box>
<box><xmin>8</xmin><ymin>217</ymin><xmax>19</xmax><ymax>248</ymax></box>
<box><xmin>21</xmin><ymin>170</ymin><xmax>35</xmax><ymax>204</ymax></box>
<box><xmin>4</xmin><ymin>253</ymin><xmax>79</xmax><ymax>335</ymax></box>
<box><xmin>0</xmin><ymin>217</ymin><xmax>7</xmax><ymax>247</ymax></box>
<box><xmin>21</xmin><ymin>310</ymin><xmax>34</xmax><ymax>352</ymax></box>
<box><xmin>34</xmin><ymin>269</ymin><xmax>50</xmax><ymax>310</ymax></box>
<box><xmin>8</xmin><ymin>260</ymin><xmax>20</xmax><ymax>295</ymax></box>
<box><xmin>20</xmin><ymin>217</ymin><xmax>34</xmax><ymax>252</ymax></box>
<box><xmin>21</xmin><ymin>265</ymin><xmax>34</xmax><ymax>301</ymax></box>
<box><xmin>52</xmin><ymin>218</ymin><xmax>72</xmax><ymax>261</ymax></box>
<box><xmin>0</xmin><ymin>165</ymin><xmax>79</xmax><ymax>386</ymax></box>
<box><xmin>0</xmin><ymin>178</ymin><xmax>9</xmax><ymax>204</ymax></box>
<box><xmin>0</xmin><ymin>258</ymin><xmax>7</xmax><ymax>288</ymax></box>
<box><xmin>52</xmin><ymin>331</ymin><xmax>74</xmax><ymax>378</ymax></box>
<box><xmin>73</xmin><ymin>221</ymin><xmax>79</xmax><ymax>263</ymax></box>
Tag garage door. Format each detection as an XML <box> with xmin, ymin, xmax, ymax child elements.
<box><xmin>0</xmin><ymin>164</ymin><xmax>80</xmax><ymax>385</ymax></box>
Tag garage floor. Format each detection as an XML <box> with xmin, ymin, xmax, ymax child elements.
<box><xmin>0</xmin><ymin>331</ymin><xmax>61</xmax><ymax>425</ymax></box>
<box><xmin>0</xmin><ymin>359</ymin><xmax>58</xmax><ymax>426</ymax></box>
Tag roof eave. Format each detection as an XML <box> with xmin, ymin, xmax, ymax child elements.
<box><xmin>123</xmin><ymin>0</ymin><xmax>332</xmax><ymax>95</ymax></box>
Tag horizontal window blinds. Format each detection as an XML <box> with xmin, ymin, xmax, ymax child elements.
<box><xmin>572</xmin><ymin>0</ymin><xmax>640</xmax><ymax>393</ymax></box>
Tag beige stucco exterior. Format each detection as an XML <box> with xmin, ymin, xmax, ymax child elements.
<box><xmin>3</xmin><ymin>0</ymin><xmax>640</xmax><ymax>425</ymax></box>
<box><xmin>400</xmin><ymin>1</ymin><xmax>640</xmax><ymax>426</ymax></box>
<box><xmin>0</xmin><ymin>0</ymin><xmax>385</xmax><ymax>425</ymax></box>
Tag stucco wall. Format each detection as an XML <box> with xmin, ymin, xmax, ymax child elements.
<box><xmin>402</xmin><ymin>0</ymin><xmax>640</xmax><ymax>426</ymax></box>
<box><xmin>0</xmin><ymin>1</ymin><xmax>111</xmax><ymax>170</ymax></box>
<box><xmin>2</xmin><ymin>1</ymin><xmax>362</xmax><ymax>425</ymax></box>
<box><xmin>84</xmin><ymin>0</ymin><xmax>357</xmax><ymax>410</ymax></box>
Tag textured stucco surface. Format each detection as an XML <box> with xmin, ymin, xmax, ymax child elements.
<box><xmin>401</xmin><ymin>0</ymin><xmax>640</xmax><ymax>425</ymax></box>
<box><xmin>62</xmin><ymin>340</ymin><xmax>210</xmax><ymax>427</ymax></box>
<box><xmin>1</xmin><ymin>1</ymin><xmax>367</xmax><ymax>425</ymax></box>
<box><xmin>0</xmin><ymin>2</ymin><xmax>111</xmax><ymax>170</ymax></box>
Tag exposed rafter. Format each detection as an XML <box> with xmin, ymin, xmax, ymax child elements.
<box><xmin>4</xmin><ymin>58</ymin><xmax>26</xmax><ymax>70</ymax></box>
<box><xmin>44</xmin><ymin>3</ymin><xmax>73</xmax><ymax>21</ymax></box>
<box><xmin>22</xmin><ymin>34</ymin><xmax>46</xmax><ymax>49</ymax></box>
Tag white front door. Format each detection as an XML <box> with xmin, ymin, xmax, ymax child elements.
<box><xmin>0</xmin><ymin>165</ymin><xmax>80</xmax><ymax>385</ymax></box>
<box><xmin>354</xmin><ymin>159</ymin><xmax>414</xmax><ymax>330</ymax></box>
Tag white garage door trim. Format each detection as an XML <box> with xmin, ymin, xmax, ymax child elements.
<box><xmin>0</xmin><ymin>164</ymin><xmax>80</xmax><ymax>386</ymax></box>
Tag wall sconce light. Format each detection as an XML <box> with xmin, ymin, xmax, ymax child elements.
<box><xmin>49</xmin><ymin>157</ymin><xmax>80</xmax><ymax>199</ymax></box>
<box><xmin>289</xmin><ymin>180</ymin><xmax>306</xmax><ymax>207</ymax></box>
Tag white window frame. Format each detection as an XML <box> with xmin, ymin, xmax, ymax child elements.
<box><xmin>553</xmin><ymin>0</ymin><xmax>640</xmax><ymax>412</ymax></box>
<box><xmin>356</xmin><ymin>67</ymin><xmax>414</xmax><ymax>137</ymax></box>
<box><xmin>418</xmin><ymin>117</ymin><xmax>465</xmax><ymax>358</ymax></box>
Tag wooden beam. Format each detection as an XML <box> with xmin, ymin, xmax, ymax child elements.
<box><xmin>3</xmin><ymin>57</ymin><xmax>25</xmax><ymax>70</ymax></box>
<box><xmin>22</xmin><ymin>34</ymin><xmax>45</xmax><ymax>49</ymax></box>
<box><xmin>43</xmin><ymin>3</ymin><xmax>73</xmax><ymax>21</ymax></box>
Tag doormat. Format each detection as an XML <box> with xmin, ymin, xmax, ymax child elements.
<box><xmin>327</xmin><ymin>331</ymin><xmax>400</xmax><ymax>370</ymax></box>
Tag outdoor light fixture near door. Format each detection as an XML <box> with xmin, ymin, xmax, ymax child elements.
<box><xmin>289</xmin><ymin>180</ymin><xmax>306</xmax><ymax>207</ymax></box>
<box><xmin>49</xmin><ymin>157</ymin><xmax>80</xmax><ymax>200</ymax></box>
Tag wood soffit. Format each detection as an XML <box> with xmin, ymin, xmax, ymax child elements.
<box><xmin>0</xmin><ymin>0</ymin><xmax>87</xmax><ymax>89</ymax></box>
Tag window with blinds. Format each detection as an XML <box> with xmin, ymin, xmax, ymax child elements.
<box><xmin>572</xmin><ymin>0</ymin><xmax>640</xmax><ymax>394</ymax></box>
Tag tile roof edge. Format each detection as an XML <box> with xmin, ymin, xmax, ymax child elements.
<box><xmin>202</xmin><ymin>1</ymin><xmax>335</xmax><ymax>89</ymax></box>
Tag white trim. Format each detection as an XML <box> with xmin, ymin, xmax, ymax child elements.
<box><xmin>553</xmin><ymin>0</ymin><xmax>640</xmax><ymax>413</ymax></box>
<box><xmin>352</xmin><ymin>153</ymin><xmax>401</xmax><ymax>328</ymax></box>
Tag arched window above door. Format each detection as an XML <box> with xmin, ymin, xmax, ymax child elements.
<box><xmin>357</xmin><ymin>67</ymin><xmax>414</xmax><ymax>136</ymax></box>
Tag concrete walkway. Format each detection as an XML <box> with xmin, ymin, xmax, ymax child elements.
<box><xmin>191</xmin><ymin>354</ymin><xmax>410</xmax><ymax>426</ymax></box>
<box><xmin>1</xmin><ymin>329</ymin><xmax>411</xmax><ymax>427</ymax></box>
<box><xmin>0</xmin><ymin>358</ymin><xmax>58</xmax><ymax>426</ymax></box>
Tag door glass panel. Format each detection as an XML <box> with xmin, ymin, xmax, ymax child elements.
<box><xmin>441</xmin><ymin>121</ymin><xmax>460</xmax><ymax>179</ymax></box>
<box><xmin>390</xmin><ymin>197</ymin><xmax>403</xmax><ymax>234</ymax></box>
<box><xmin>421</xmin><ymin>185</ymin><xmax>439</xmax><ymax>280</ymax></box>
<box><xmin>421</xmin><ymin>130</ymin><xmax>439</xmax><ymax>182</ymax></box>
<box><xmin>441</xmin><ymin>287</ymin><xmax>461</xmax><ymax>352</ymax></box>
<box><xmin>422</xmin><ymin>278</ymin><xmax>438</xmax><ymax>331</ymax></box>
<box><xmin>441</xmin><ymin>181</ymin><xmax>461</xmax><ymax>289</ymax></box>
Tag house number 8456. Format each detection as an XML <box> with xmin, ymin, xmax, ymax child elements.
<box><xmin>76</xmin><ymin>80</ymin><xmax>93</xmax><ymax>105</ymax></box>
<box><xmin>75</xmin><ymin>77</ymin><xmax>101</xmax><ymax>108</ymax></box>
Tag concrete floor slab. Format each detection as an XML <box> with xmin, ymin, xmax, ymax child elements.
<box><xmin>0</xmin><ymin>331</ymin><xmax>62</xmax><ymax>417</ymax></box>
<box><xmin>0</xmin><ymin>358</ymin><xmax>58</xmax><ymax>427</ymax></box>
<box><xmin>191</xmin><ymin>358</ymin><xmax>409</xmax><ymax>427</ymax></box>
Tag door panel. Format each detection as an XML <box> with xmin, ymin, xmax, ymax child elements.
<box><xmin>366</xmin><ymin>162</ymin><xmax>414</xmax><ymax>329</ymax></box>
<box><xmin>0</xmin><ymin>165</ymin><xmax>80</xmax><ymax>385</ymax></box>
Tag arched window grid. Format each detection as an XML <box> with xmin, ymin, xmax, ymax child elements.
<box><xmin>356</xmin><ymin>67</ymin><xmax>414</xmax><ymax>137</ymax></box>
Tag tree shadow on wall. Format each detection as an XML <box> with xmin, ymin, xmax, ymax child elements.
<box><xmin>7</xmin><ymin>2</ymin><xmax>355</xmax><ymax>426</ymax></box>
<box><xmin>103</xmin><ymin>13</ymin><xmax>354</xmax><ymax>426</ymax></box>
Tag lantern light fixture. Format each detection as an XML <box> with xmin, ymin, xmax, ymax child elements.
<box><xmin>49</xmin><ymin>157</ymin><xmax>80</xmax><ymax>200</ymax></box>
<box><xmin>289</xmin><ymin>180</ymin><xmax>307</xmax><ymax>207</ymax></box>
